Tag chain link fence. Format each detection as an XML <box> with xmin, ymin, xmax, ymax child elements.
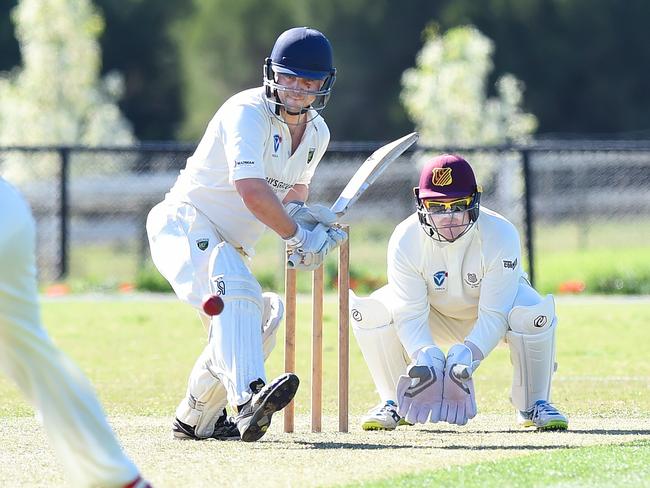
<box><xmin>1</xmin><ymin>141</ymin><xmax>649</xmax><ymax>294</ymax></box>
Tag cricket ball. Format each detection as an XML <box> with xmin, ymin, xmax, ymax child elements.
<box><xmin>202</xmin><ymin>295</ymin><xmax>224</xmax><ymax>316</ymax></box>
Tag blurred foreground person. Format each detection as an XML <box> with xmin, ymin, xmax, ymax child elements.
<box><xmin>0</xmin><ymin>178</ymin><xmax>151</xmax><ymax>487</ymax></box>
<box><xmin>350</xmin><ymin>154</ymin><xmax>568</xmax><ymax>432</ymax></box>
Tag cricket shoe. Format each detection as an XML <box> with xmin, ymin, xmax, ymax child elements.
<box><xmin>517</xmin><ymin>400</ymin><xmax>568</xmax><ymax>431</ymax></box>
<box><xmin>172</xmin><ymin>409</ymin><xmax>240</xmax><ymax>440</ymax></box>
<box><xmin>361</xmin><ymin>400</ymin><xmax>412</xmax><ymax>431</ymax></box>
<box><xmin>235</xmin><ymin>373</ymin><xmax>300</xmax><ymax>442</ymax></box>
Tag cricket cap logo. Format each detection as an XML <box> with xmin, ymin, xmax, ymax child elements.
<box><xmin>431</xmin><ymin>167</ymin><xmax>453</xmax><ymax>186</ymax></box>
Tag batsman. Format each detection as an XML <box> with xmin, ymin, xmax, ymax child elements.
<box><xmin>146</xmin><ymin>27</ymin><xmax>346</xmax><ymax>442</ymax></box>
<box><xmin>350</xmin><ymin>154</ymin><xmax>568</xmax><ymax>431</ymax></box>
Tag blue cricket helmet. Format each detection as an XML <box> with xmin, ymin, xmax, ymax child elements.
<box><xmin>264</xmin><ymin>27</ymin><xmax>336</xmax><ymax>120</ymax></box>
<box><xmin>269</xmin><ymin>27</ymin><xmax>334</xmax><ymax>80</ymax></box>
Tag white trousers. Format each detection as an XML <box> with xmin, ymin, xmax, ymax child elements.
<box><xmin>0</xmin><ymin>179</ymin><xmax>138</xmax><ymax>487</ymax></box>
<box><xmin>146</xmin><ymin>201</ymin><xmax>267</xmax><ymax>410</ymax></box>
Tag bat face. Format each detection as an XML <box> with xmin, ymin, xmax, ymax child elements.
<box><xmin>330</xmin><ymin>132</ymin><xmax>418</xmax><ymax>216</ymax></box>
<box><xmin>286</xmin><ymin>131</ymin><xmax>418</xmax><ymax>269</ymax></box>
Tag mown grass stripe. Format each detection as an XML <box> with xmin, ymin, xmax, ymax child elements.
<box><xmin>342</xmin><ymin>439</ymin><xmax>650</xmax><ymax>487</ymax></box>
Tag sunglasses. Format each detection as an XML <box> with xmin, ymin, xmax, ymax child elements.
<box><xmin>423</xmin><ymin>196</ymin><xmax>473</xmax><ymax>213</ymax></box>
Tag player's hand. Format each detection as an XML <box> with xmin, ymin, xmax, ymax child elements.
<box><xmin>284</xmin><ymin>223</ymin><xmax>331</xmax><ymax>270</ymax></box>
<box><xmin>396</xmin><ymin>345</ymin><xmax>445</xmax><ymax>424</ymax></box>
<box><xmin>285</xmin><ymin>201</ymin><xmax>337</xmax><ymax>230</ymax></box>
<box><xmin>441</xmin><ymin>343</ymin><xmax>481</xmax><ymax>426</ymax></box>
<box><xmin>285</xmin><ymin>202</ymin><xmax>348</xmax><ymax>258</ymax></box>
<box><xmin>322</xmin><ymin>225</ymin><xmax>348</xmax><ymax>253</ymax></box>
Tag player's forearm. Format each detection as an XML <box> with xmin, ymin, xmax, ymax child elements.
<box><xmin>465</xmin><ymin>308</ymin><xmax>508</xmax><ymax>359</ymax></box>
<box><xmin>235</xmin><ymin>178</ymin><xmax>297</xmax><ymax>238</ymax></box>
<box><xmin>282</xmin><ymin>184</ymin><xmax>309</xmax><ymax>203</ymax></box>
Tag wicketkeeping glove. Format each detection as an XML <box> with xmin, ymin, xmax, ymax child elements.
<box><xmin>441</xmin><ymin>343</ymin><xmax>481</xmax><ymax>426</ymax></box>
<box><xmin>396</xmin><ymin>345</ymin><xmax>445</xmax><ymax>424</ymax></box>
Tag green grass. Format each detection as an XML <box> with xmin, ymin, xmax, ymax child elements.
<box><xmin>349</xmin><ymin>439</ymin><xmax>650</xmax><ymax>487</ymax></box>
<box><xmin>58</xmin><ymin>218</ymin><xmax>650</xmax><ymax>296</ymax></box>
<box><xmin>1</xmin><ymin>297</ymin><xmax>649</xmax><ymax>486</ymax></box>
<box><xmin>2</xmin><ymin>298</ymin><xmax>649</xmax><ymax>418</ymax></box>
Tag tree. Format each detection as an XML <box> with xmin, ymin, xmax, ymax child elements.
<box><xmin>401</xmin><ymin>25</ymin><xmax>537</xmax><ymax>216</ymax></box>
<box><xmin>94</xmin><ymin>0</ymin><xmax>192</xmax><ymax>140</ymax></box>
<box><xmin>0</xmin><ymin>0</ymin><xmax>133</xmax><ymax>181</ymax></box>
<box><xmin>401</xmin><ymin>24</ymin><xmax>536</xmax><ymax>147</ymax></box>
<box><xmin>438</xmin><ymin>0</ymin><xmax>650</xmax><ymax>136</ymax></box>
<box><xmin>173</xmin><ymin>0</ymin><xmax>443</xmax><ymax>141</ymax></box>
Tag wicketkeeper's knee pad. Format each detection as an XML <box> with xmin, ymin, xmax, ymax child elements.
<box><xmin>350</xmin><ymin>286</ymin><xmax>409</xmax><ymax>402</ymax></box>
<box><xmin>261</xmin><ymin>292</ymin><xmax>284</xmax><ymax>359</ymax></box>
<box><xmin>350</xmin><ymin>285</ymin><xmax>393</xmax><ymax>330</ymax></box>
<box><xmin>506</xmin><ymin>281</ymin><xmax>557</xmax><ymax>412</ymax></box>
<box><xmin>208</xmin><ymin>241</ymin><xmax>265</xmax><ymax>406</ymax></box>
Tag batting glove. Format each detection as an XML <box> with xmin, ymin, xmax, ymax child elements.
<box><xmin>284</xmin><ymin>223</ymin><xmax>332</xmax><ymax>271</ymax></box>
<box><xmin>284</xmin><ymin>201</ymin><xmax>337</xmax><ymax>229</ymax></box>
<box><xmin>396</xmin><ymin>345</ymin><xmax>445</xmax><ymax>424</ymax></box>
<box><xmin>441</xmin><ymin>343</ymin><xmax>481</xmax><ymax>426</ymax></box>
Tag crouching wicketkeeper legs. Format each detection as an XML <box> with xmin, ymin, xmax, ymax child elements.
<box><xmin>506</xmin><ymin>280</ymin><xmax>568</xmax><ymax>430</ymax></box>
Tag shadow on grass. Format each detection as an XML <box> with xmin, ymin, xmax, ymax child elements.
<box><xmin>262</xmin><ymin>440</ymin><xmax>580</xmax><ymax>451</ymax></box>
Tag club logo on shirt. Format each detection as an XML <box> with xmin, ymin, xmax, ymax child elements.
<box><xmin>464</xmin><ymin>272</ymin><xmax>481</xmax><ymax>289</ymax></box>
<box><xmin>433</xmin><ymin>270</ymin><xmax>448</xmax><ymax>289</ymax></box>
<box><xmin>196</xmin><ymin>238</ymin><xmax>209</xmax><ymax>251</ymax></box>
<box><xmin>503</xmin><ymin>258</ymin><xmax>518</xmax><ymax>270</ymax></box>
<box><xmin>273</xmin><ymin>134</ymin><xmax>282</xmax><ymax>153</ymax></box>
<box><xmin>307</xmin><ymin>147</ymin><xmax>316</xmax><ymax>164</ymax></box>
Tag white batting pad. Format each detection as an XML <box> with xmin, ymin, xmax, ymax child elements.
<box><xmin>261</xmin><ymin>292</ymin><xmax>284</xmax><ymax>359</ymax></box>
<box><xmin>178</xmin><ymin>292</ymin><xmax>284</xmax><ymax>437</ymax></box>
<box><xmin>506</xmin><ymin>285</ymin><xmax>557</xmax><ymax>411</ymax></box>
<box><xmin>350</xmin><ymin>288</ymin><xmax>409</xmax><ymax>403</ymax></box>
<box><xmin>176</xmin><ymin>346</ymin><xmax>228</xmax><ymax>438</ymax></box>
<box><xmin>207</xmin><ymin>242</ymin><xmax>264</xmax><ymax>407</ymax></box>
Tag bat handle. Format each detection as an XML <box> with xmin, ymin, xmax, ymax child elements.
<box><xmin>286</xmin><ymin>251</ymin><xmax>301</xmax><ymax>269</ymax></box>
<box><xmin>286</xmin><ymin>222</ymin><xmax>328</xmax><ymax>269</ymax></box>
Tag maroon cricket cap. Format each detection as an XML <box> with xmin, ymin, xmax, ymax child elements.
<box><xmin>417</xmin><ymin>154</ymin><xmax>477</xmax><ymax>199</ymax></box>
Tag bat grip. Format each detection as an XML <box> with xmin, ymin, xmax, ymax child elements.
<box><xmin>286</xmin><ymin>222</ymin><xmax>327</xmax><ymax>269</ymax></box>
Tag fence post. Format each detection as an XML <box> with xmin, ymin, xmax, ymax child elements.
<box><xmin>58</xmin><ymin>147</ymin><xmax>69</xmax><ymax>280</ymax></box>
<box><xmin>521</xmin><ymin>149</ymin><xmax>535</xmax><ymax>287</ymax></box>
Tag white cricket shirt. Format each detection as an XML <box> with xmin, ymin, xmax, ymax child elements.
<box><xmin>387</xmin><ymin>207</ymin><xmax>524</xmax><ymax>357</ymax></box>
<box><xmin>166</xmin><ymin>87</ymin><xmax>330</xmax><ymax>255</ymax></box>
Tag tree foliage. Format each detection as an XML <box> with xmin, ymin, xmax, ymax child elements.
<box><xmin>0</xmin><ymin>0</ymin><xmax>133</xmax><ymax>181</ymax></box>
<box><xmin>1</xmin><ymin>0</ymin><xmax>649</xmax><ymax>140</ymax></box>
<box><xmin>0</xmin><ymin>0</ymin><xmax>133</xmax><ymax>146</ymax></box>
<box><xmin>401</xmin><ymin>25</ymin><xmax>536</xmax><ymax>146</ymax></box>
<box><xmin>437</xmin><ymin>0</ymin><xmax>650</xmax><ymax>136</ymax></box>
<box><xmin>94</xmin><ymin>0</ymin><xmax>192</xmax><ymax>140</ymax></box>
<box><xmin>174</xmin><ymin>0</ymin><xmax>442</xmax><ymax>141</ymax></box>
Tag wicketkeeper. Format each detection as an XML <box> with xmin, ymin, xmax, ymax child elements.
<box><xmin>146</xmin><ymin>27</ymin><xmax>346</xmax><ymax>442</ymax></box>
<box><xmin>350</xmin><ymin>154</ymin><xmax>568</xmax><ymax>431</ymax></box>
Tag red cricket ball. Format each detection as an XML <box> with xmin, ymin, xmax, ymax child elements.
<box><xmin>202</xmin><ymin>295</ymin><xmax>224</xmax><ymax>316</ymax></box>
